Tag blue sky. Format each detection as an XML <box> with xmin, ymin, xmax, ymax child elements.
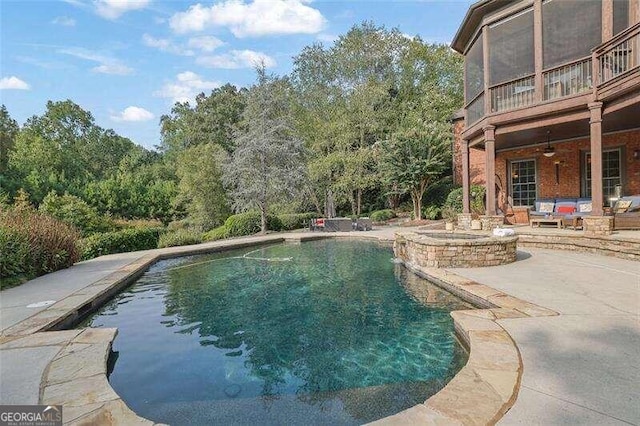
<box><xmin>0</xmin><ymin>0</ymin><xmax>473</xmax><ymax>149</ymax></box>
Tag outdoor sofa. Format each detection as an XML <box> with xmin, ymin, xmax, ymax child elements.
<box><xmin>530</xmin><ymin>198</ymin><xmax>593</xmax><ymax>229</ymax></box>
<box><xmin>529</xmin><ymin>196</ymin><xmax>640</xmax><ymax>230</ymax></box>
<box><xmin>614</xmin><ymin>195</ymin><xmax>640</xmax><ymax>230</ymax></box>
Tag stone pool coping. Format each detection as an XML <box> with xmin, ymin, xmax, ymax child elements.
<box><xmin>0</xmin><ymin>231</ymin><xmax>556</xmax><ymax>425</ymax></box>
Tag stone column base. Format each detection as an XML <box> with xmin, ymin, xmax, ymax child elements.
<box><xmin>457</xmin><ymin>213</ymin><xmax>472</xmax><ymax>230</ymax></box>
<box><xmin>583</xmin><ymin>216</ymin><xmax>614</xmax><ymax>236</ymax></box>
<box><xmin>480</xmin><ymin>215</ymin><xmax>505</xmax><ymax>231</ymax></box>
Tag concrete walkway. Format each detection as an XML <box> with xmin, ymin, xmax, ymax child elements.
<box><xmin>450</xmin><ymin>249</ymin><xmax>640</xmax><ymax>425</ymax></box>
<box><xmin>1</xmin><ymin>227</ymin><xmax>639</xmax><ymax>425</ymax></box>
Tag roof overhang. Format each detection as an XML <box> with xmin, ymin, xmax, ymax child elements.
<box><xmin>451</xmin><ymin>0</ymin><xmax>514</xmax><ymax>53</ymax></box>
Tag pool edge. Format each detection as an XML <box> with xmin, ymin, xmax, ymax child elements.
<box><xmin>3</xmin><ymin>233</ymin><xmax>555</xmax><ymax>425</ymax></box>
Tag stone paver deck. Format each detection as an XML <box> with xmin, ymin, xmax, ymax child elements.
<box><xmin>449</xmin><ymin>248</ymin><xmax>640</xmax><ymax>425</ymax></box>
<box><xmin>1</xmin><ymin>226</ymin><xmax>639</xmax><ymax>425</ymax></box>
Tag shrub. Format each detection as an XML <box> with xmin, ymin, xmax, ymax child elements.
<box><xmin>370</xmin><ymin>209</ymin><xmax>396</xmax><ymax>222</ymax></box>
<box><xmin>0</xmin><ymin>227</ymin><xmax>30</xmax><ymax>284</ymax></box>
<box><xmin>422</xmin><ymin>205</ymin><xmax>441</xmax><ymax>220</ymax></box>
<box><xmin>443</xmin><ymin>185</ymin><xmax>486</xmax><ymax>217</ymax></box>
<box><xmin>278</xmin><ymin>212</ymin><xmax>318</xmax><ymax>231</ymax></box>
<box><xmin>113</xmin><ymin>218</ymin><xmax>164</xmax><ymax>230</ymax></box>
<box><xmin>158</xmin><ymin>229</ymin><xmax>203</xmax><ymax>248</ymax></box>
<box><xmin>203</xmin><ymin>226</ymin><xmax>228</xmax><ymax>242</ymax></box>
<box><xmin>80</xmin><ymin>227</ymin><xmax>162</xmax><ymax>260</ymax></box>
<box><xmin>0</xmin><ymin>209</ymin><xmax>80</xmax><ymax>288</ymax></box>
<box><xmin>202</xmin><ymin>211</ymin><xmax>286</xmax><ymax>241</ymax></box>
<box><xmin>166</xmin><ymin>219</ymin><xmax>190</xmax><ymax>232</ymax></box>
<box><xmin>223</xmin><ymin>211</ymin><xmax>283</xmax><ymax>237</ymax></box>
<box><xmin>39</xmin><ymin>191</ymin><xmax>114</xmax><ymax>236</ymax></box>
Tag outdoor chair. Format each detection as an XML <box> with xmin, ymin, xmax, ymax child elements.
<box><xmin>310</xmin><ymin>218</ymin><xmax>325</xmax><ymax>231</ymax></box>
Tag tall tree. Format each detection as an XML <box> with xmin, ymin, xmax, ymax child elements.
<box><xmin>293</xmin><ymin>24</ymin><xmax>463</xmax><ymax>216</ymax></box>
<box><xmin>160</xmin><ymin>84</ymin><xmax>246</xmax><ymax>156</ymax></box>
<box><xmin>379</xmin><ymin>121</ymin><xmax>451</xmax><ymax>220</ymax></box>
<box><xmin>224</xmin><ymin>68</ymin><xmax>306</xmax><ymax>233</ymax></box>
<box><xmin>0</xmin><ymin>105</ymin><xmax>18</xmax><ymax>175</ymax></box>
<box><xmin>175</xmin><ymin>143</ymin><xmax>230</xmax><ymax>231</ymax></box>
<box><xmin>0</xmin><ymin>105</ymin><xmax>20</xmax><ymax>197</ymax></box>
<box><xmin>9</xmin><ymin>100</ymin><xmax>137</xmax><ymax>202</ymax></box>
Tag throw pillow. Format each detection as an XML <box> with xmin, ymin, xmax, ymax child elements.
<box><xmin>538</xmin><ymin>202</ymin><xmax>554</xmax><ymax>213</ymax></box>
<box><xmin>557</xmin><ymin>206</ymin><xmax>575</xmax><ymax>214</ymax></box>
<box><xmin>615</xmin><ymin>200</ymin><xmax>633</xmax><ymax>213</ymax></box>
<box><xmin>578</xmin><ymin>202</ymin><xmax>592</xmax><ymax>213</ymax></box>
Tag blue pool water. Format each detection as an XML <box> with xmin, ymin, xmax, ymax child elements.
<box><xmin>81</xmin><ymin>240</ymin><xmax>470</xmax><ymax>425</ymax></box>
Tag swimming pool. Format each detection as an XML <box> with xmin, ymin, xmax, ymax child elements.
<box><xmin>81</xmin><ymin>240</ymin><xmax>471</xmax><ymax>425</ymax></box>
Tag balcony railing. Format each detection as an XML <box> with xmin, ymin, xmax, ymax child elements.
<box><xmin>464</xmin><ymin>23</ymin><xmax>640</xmax><ymax>126</ymax></box>
<box><xmin>543</xmin><ymin>58</ymin><xmax>593</xmax><ymax>101</ymax></box>
<box><xmin>489</xmin><ymin>75</ymin><xmax>535</xmax><ymax>113</ymax></box>
<box><xmin>595</xmin><ymin>22</ymin><xmax>640</xmax><ymax>86</ymax></box>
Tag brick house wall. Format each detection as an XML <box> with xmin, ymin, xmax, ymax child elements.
<box><xmin>452</xmin><ymin>117</ymin><xmax>486</xmax><ymax>186</ymax></box>
<box><xmin>453</xmin><ymin>126</ymin><xmax>640</xmax><ymax>206</ymax></box>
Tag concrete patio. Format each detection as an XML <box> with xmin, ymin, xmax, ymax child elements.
<box><xmin>0</xmin><ymin>226</ymin><xmax>638</xmax><ymax>425</ymax></box>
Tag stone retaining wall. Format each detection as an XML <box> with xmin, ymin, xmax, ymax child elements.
<box><xmin>517</xmin><ymin>233</ymin><xmax>640</xmax><ymax>261</ymax></box>
<box><xmin>395</xmin><ymin>231</ymin><xmax>518</xmax><ymax>268</ymax></box>
<box><xmin>583</xmin><ymin>216</ymin><xmax>615</xmax><ymax>236</ymax></box>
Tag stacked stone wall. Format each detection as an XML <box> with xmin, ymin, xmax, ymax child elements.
<box><xmin>394</xmin><ymin>232</ymin><xmax>518</xmax><ymax>268</ymax></box>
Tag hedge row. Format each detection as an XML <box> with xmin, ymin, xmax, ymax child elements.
<box><xmin>80</xmin><ymin>227</ymin><xmax>163</xmax><ymax>260</ymax></box>
<box><xmin>203</xmin><ymin>211</ymin><xmax>318</xmax><ymax>241</ymax></box>
<box><xmin>158</xmin><ymin>229</ymin><xmax>203</xmax><ymax>248</ymax></box>
<box><xmin>0</xmin><ymin>209</ymin><xmax>80</xmax><ymax>288</ymax></box>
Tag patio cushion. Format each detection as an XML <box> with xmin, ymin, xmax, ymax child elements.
<box><xmin>615</xmin><ymin>200</ymin><xmax>633</xmax><ymax>213</ymax></box>
<box><xmin>538</xmin><ymin>202</ymin><xmax>554</xmax><ymax>213</ymax></box>
<box><xmin>577</xmin><ymin>201</ymin><xmax>592</xmax><ymax>213</ymax></box>
<box><xmin>554</xmin><ymin>201</ymin><xmax>577</xmax><ymax>215</ymax></box>
<box><xmin>620</xmin><ymin>195</ymin><xmax>640</xmax><ymax>211</ymax></box>
<box><xmin>557</xmin><ymin>206</ymin><xmax>575</xmax><ymax>214</ymax></box>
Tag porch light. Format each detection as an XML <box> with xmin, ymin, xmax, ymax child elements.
<box><xmin>543</xmin><ymin>130</ymin><xmax>555</xmax><ymax>157</ymax></box>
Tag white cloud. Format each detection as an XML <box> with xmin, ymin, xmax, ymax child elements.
<box><xmin>196</xmin><ymin>49</ymin><xmax>276</xmax><ymax>69</ymax></box>
<box><xmin>62</xmin><ymin>0</ymin><xmax>88</xmax><ymax>8</ymax></box>
<box><xmin>142</xmin><ymin>34</ymin><xmax>194</xmax><ymax>56</ymax></box>
<box><xmin>0</xmin><ymin>76</ymin><xmax>30</xmax><ymax>90</ymax></box>
<box><xmin>92</xmin><ymin>64</ymin><xmax>133</xmax><ymax>75</ymax></box>
<box><xmin>16</xmin><ymin>56</ymin><xmax>70</xmax><ymax>70</ymax></box>
<box><xmin>187</xmin><ymin>35</ymin><xmax>224</xmax><ymax>52</ymax></box>
<box><xmin>111</xmin><ymin>106</ymin><xmax>155</xmax><ymax>122</ymax></box>
<box><xmin>95</xmin><ymin>0</ymin><xmax>150</xmax><ymax>19</ymax></box>
<box><xmin>52</xmin><ymin>16</ymin><xmax>76</xmax><ymax>26</ymax></box>
<box><xmin>58</xmin><ymin>48</ymin><xmax>133</xmax><ymax>75</ymax></box>
<box><xmin>154</xmin><ymin>71</ymin><xmax>222</xmax><ymax>103</ymax></box>
<box><xmin>169</xmin><ymin>0</ymin><xmax>326</xmax><ymax>37</ymax></box>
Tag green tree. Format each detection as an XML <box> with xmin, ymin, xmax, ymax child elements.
<box><xmin>84</xmin><ymin>148</ymin><xmax>177</xmax><ymax>223</ymax></box>
<box><xmin>379</xmin><ymin>121</ymin><xmax>451</xmax><ymax>220</ymax></box>
<box><xmin>160</xmin><ymin>84</ymin><xmax>246</xmax><ymax>156</ymax></box>
<box><xmin>0</xmin><ymin>105</ymin><xmax>18</xmax><ymax>175</ymax></box>
<box><xmin>0</xmin><ymin>105</ymin><xmax>20</xmax><ymax>196</ymax></box>
<box><xmin>224</xmin><ymin>68</ymin><xmax>306</xmax><ymax>233</ymax></box>
<box><xmin>9</xmin><ymin>100</ymin><xmax>137</xmax><ymax>203</ymax></box>
<box><xmin>39</xmin><ymin>191</ymin><xmax>112</xmax><ymax>235</ymax></box>
<box><xmin>175</xmin><ymin>143</ymin><xmax>230</xmax><ymax>231</ymax></box>
<box><xmin>292</xmin><ymin>23</ymin><xmax>463</xmax><ymax>216</ymax></box>
<box><xmin>292</xmin><ymin>23</ymin><xmax>405</xmax><ymax>215</ymax></box>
